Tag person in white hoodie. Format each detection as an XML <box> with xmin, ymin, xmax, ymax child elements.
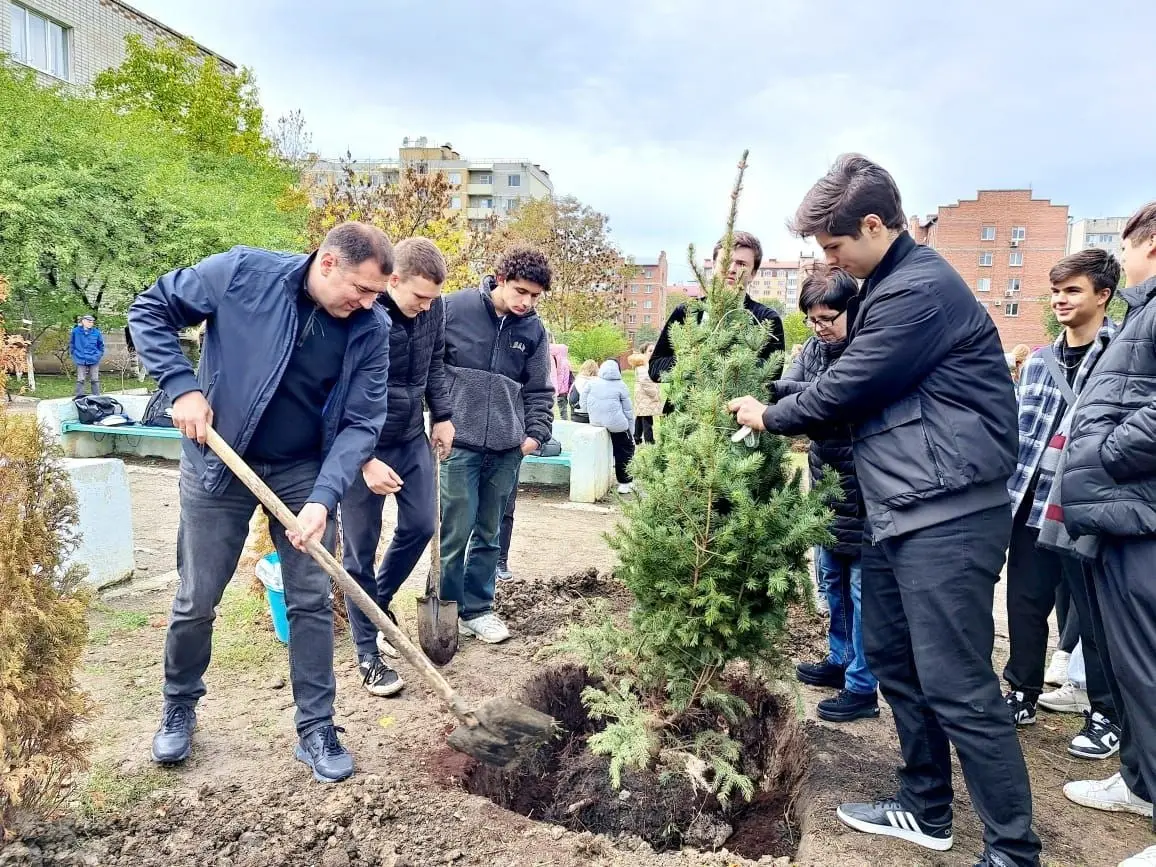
<box><xmin>585</xmin><ymin>359</ymin><xmax>635</xmax><ymax>494</ymax></box>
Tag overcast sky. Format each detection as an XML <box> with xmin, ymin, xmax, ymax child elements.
<box><xmin>132</xmin><ymin>0</ymin><xmax>1156</xmax><ymax>282</ymax></box>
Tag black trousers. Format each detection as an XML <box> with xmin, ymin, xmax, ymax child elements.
<box><xmin>498</xmin><ymin>483</ymin><xmax>518</xmax><ymax>566</ymax></box>
<box><xmin>609</xmin><ymin>430</ymin><xmax>634</xmax><ymax>484</ymax></box>
<box><xmin>1056</xmin><ymin>574</ymin><xmax>1080</xmax><ymax>653</ymax></box>
<box><xmin>1004</xmin><ymin>503</ymin><xmax>1117</xmax><ymax>716</ymax></box>
<box><xmin>634</xmin><ymin>416</ymin><xmax>654</xmax><ymax>445</ymax></box>
<box><xmin>1090</xmin><ymin>538</ymin><xmax>1156</xmax><ymax>823</ymax></box>
<box><xmin>862</xmin><ymin>506</ymin><xmax>1040</xmax><ymax>866</ymax></box>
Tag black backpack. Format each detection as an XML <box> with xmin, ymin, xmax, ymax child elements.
<box><xmin>143</xmin><ymin>390</ymin><xmax>175</xmax><ymax>428</ymax></box>
<box><xmin>74</xmin><ymin>395</ymin><xmax>124</xmax><ymax>424</ymax></box>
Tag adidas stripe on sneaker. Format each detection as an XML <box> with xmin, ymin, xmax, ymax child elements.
<box><xmin>837</xmin><ymin>799</ymin><xmax>954</xmax><ymax>852</ymax></box>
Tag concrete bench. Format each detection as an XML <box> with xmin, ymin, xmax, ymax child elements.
<box><xmin>60</xmin><ymin>457</ymin><xmax>136</xmax><ymax>588</ymax></box>
<box><xmin>517</xmin><ymin>419</ymin><xmax>613</xmax><ymax>503</ymax></box>
<box><xmin>39</xmin><ymin>395</ymin><xmax>182</xmax><ymax>460</ymax></box>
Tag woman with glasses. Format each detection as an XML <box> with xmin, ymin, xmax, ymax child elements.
<box><xmin>777</xmin><ymin>265</ymin><xmax>879</xmax><ymax>724</ymax></box>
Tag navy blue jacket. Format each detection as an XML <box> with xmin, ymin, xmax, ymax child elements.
<box><xmin>376</xmin><ymin>292</ymin><xmax>453</xmax><ymax>444</ymax></box>
<box><xmin>762</xmin><ymin>232</ymin><xmax>1017</xmax><ymax>541</ymax></box>
<box><xmin>128</xmin><ymin>246</ymin><xmax>392</xmax><ymax>512</ymax></box>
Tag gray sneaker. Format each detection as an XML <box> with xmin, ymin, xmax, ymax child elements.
<box><xmin>150</xmin><ymin>702</ymin><xmax>196</xmax><ymax>764</ymax></box>
<box><xmin>295</xmin><ymin>724</ymin><xmax>354</xmax><ymax>783</ymax></box>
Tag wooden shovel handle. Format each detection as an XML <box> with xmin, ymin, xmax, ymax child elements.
<box><xmin>428</xmin><ymin>440</ymin><xmax>441</xmax><ymax>595</ymax></box>
<box><xmin>203</xmin><ymin>426</ymin><xmax>476</xmax><ymax>725</ymax></box>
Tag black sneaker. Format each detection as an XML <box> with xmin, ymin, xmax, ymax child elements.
<box><xmin>495</xmin><ymin>562</ymin><xmax>514</xmax><ymax>581</ymax></box>
<box><xmin>818</xmin><ymin>689</ymin><xmax>880</xmax><ymax>723</ymax></box>
<box><xmin>359</xmin><ymin>653</ymin><xmax>404</xmax><ymax>698</ymax></box>
<box><xmin>1068</xmin><ymin>710</ymin><xmax>1121</xmax><ymax>759</ymax></box>
<box><xmin>796</xmin><ymin>659</ymin><xmax>845</xmax><ymax>689</ymax></box>
<box><xmin>1004</xmin><ymin>690</ymin><xmax>1037</xmax><ymax>726</ymax></box>
<box><xmin>836</xmin><ymin>799</ymin><xmax>953</xmax><ymax>852</ymax></box>
<box><xmin>150</xmin><ymin>702</ymin><xmax>196</xmax><ymax>764</ymax></box>
<box><xmin>295</xmin><ymin>724</ymin><xmax>354</xmax><ymax>783</ymax></box>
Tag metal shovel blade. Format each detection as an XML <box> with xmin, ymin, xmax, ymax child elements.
<box><xmin>447</xmin><ymin>696</ymin><xmax>557</xmax><ymax>767</ymax></box>
<box><xmin>416</xmin><ymin>592</ymin><xmax>458</xmax><ymax>666</ymax></box>
<box><xmin>416</xmin><ymin>445</ymin><xmax>457</xmax><ymax>665</ymax></box>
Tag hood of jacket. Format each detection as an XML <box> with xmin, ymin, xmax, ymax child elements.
<box><xmin>598</xmin><ymin>360</ymin><xmax>622</xmax><ymax>381</ymax></box>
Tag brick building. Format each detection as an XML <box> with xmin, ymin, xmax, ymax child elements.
<box><xmin>621</xmin><ymin>251</ymin><xmax>668</xmax><ymax>344</ymax></box>
<box><xmin>3</xmin><ymin>0</ymin><xmax>233</xmax><ymax>89</ymax></box>
<box><xmin>700</xmin><ymin>253</ymin><xmax>818</xmax><ymax>309</ymax></box>
<box><xmin>910</xmin><ymin>190</ymin><xmax>1069</xmax><ymax>348</ymax></box>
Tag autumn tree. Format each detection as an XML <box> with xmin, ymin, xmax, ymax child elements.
<box><xmin>492</xmin><ymin>196</ymin><xmax>631</xmax><ymax>332</ymax></box>
<box><xmin>0</xmin><ymin>275</ymin><xmax>28</xmax><ymax>401</ymax></box>
<box><xmin>305</xmin><ymin>155</ymin><xmax>488</xmax><ymax>292</ymax></box>
<box><xmin>94</xmin><ymin>35</ymin><xmax>269</xmax><ymax>160</ymax></box>
<box><xmin>269</xmin><ymin>108</ymin><xmax>314</xmax><ymax>168</ymax></box>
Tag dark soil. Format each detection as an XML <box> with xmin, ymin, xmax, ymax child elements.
<box><xmin>456</xmin><ymin>664</ymin><xmax>810</xmax><ymax>859</ymax></box>
<box><xmin>492</xmin><ymin>567</ymin><xmax>633</xmax><ymax>646</ymax></box>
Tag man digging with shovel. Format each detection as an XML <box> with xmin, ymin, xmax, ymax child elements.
<box><xmin>129</xmin><ymin>222</ymin><xmax>394</xmax><ymax>784</ymax></box>
<box><xmin>339</xmin><ymin>238</ymin><xmax>455</xmax><ymax>696</ymax></box>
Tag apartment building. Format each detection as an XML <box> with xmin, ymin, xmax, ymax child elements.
<box><xmin>621</xmin><ymin>252</ymin><xmax>668</xmax><ymax>343</ymax></box>
<box><xmin>2</xmin><ymin>0</ymin><xmax>233</xmax><ymax>88</ymax></box>
<box><xmin>910</xmin><ymin>189</ymin><xmax>1069</xmax><ymax>347</ymax></box>
<box><xmin>701</xmin><ymin>253</ymin><xmax>817</xmax><ymax>309</ymax></box>
<box><xmin>309</xmin><ymin>138</ymin><xmax>554</xmax><ymax>227</ymax></box>
<box><xmin>1068</xmin><ymin>216</ymin><xmax>1126</xmax><ymax>260</ymax></box>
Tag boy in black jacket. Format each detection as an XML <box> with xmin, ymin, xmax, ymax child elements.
<box><xmin>339</xmin><ymin>238</ymin><xmax>453</xmax><ymax>697</ymax></box>
<box><xmin>730</xmin><ymin>155</ymin><xmax>1039</xmax><ymax>866</ymax></box>
<box><xmin>439</xmin><ymin>246</ymin><xmax>554</xmax><ymax>644</ymax></box>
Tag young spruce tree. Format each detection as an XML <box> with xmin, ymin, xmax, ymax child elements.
<box><xmin>555</xmin><ymin>152</ymin><xmax>834</xmax><ymax>802</ymax></box>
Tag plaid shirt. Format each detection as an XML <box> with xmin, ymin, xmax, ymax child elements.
<box><xmin>1007</xmin><ymin>319</ymin><xmax>1117</xmax><ymax>528</ymax></box>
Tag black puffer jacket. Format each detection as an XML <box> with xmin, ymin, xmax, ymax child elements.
<box><xmin>761</xmin><ymin>233</ymin><xmax>1017</xmax><ymax>542</ymax></box>
<box><xmin>376</xmin><ymin>293</ymin><xmax>453</xmax><ymax>444</ymax></box>
<box><xmin>1061</xmin><ymin>276</ymin><xmax>1156</xmax><ymax>538</ymax></box>
<box><xmin>776</xmin><ymin>337</ymin><xmax>862</xmax><ymax>554</ymax></box>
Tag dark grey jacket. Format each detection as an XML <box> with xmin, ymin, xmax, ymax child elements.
<box><xmin>376</xmin><ymin>293</ymin><xmax>452</xmax><ymax>444</ymax></box>
<box><xmin>776</xmin><ymin>336</ymin><xmax>863</xmax><ymax>555</ymax></box>
<box><xmin>442</xmin><ymin>283</ymin><xmax>554</xmax><ymax>453</ymax></box>
<box><xmin>1061</xmin><ymin>276</ymin><xmax>1156</xmax><ymax>538</ymax></box>
<box><xmin>761</xmin><ymin>233</ymin><xmax>1018</xmax><ymax>542</ymax></box>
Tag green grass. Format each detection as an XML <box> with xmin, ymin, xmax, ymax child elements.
<box><xmin>13</xmin><ymin>373</ymin><xmax>158</xmax><ymax>400</ymax></box>
<box><xmin>78</xmin><ymin>762</ymin><xmax>172</xmax><ymax>818</ymax></box>
<box><xmin>212</xmin><ymin>586</ymin><xmax>282</xmax><ymax>670</ymax></box>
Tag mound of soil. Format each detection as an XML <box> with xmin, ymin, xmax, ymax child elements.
<box><xmin>493</xmin><ymin>568</ymin><xmax>632</xmax><ymax>643</ymax></box>
<box><xmin>458</xmin><ymin>665</ymin><xmax>809</xmax><ymax>859</ymax></box>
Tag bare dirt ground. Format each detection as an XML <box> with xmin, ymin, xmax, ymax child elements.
<box><xmin>4</xmin><ymin>459</ymin><xmax>1153</xmax><ymax>866</ymax></box>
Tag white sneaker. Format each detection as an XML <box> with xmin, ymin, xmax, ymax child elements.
<box><xmin>1064</xmin><ymin>772</ymin><xmax>1154</xmax><ymax>817</ymax></box>
<box><xmin>1044</xmin><ymin>649</ymin><xmax>1071</xmax><ymax>686</ymax></box>
<box><xmin>458</xmin><ymin>613</ymin><xmax>510</xmax><ymax>644</ymax></box>
<box><xmin>617</xmin><ymin>482</ymin><xmax>634</xmax><ymax>494</ymax></box>
<box><xmin>1120</xmin><ymin>845</ymin><xmax>1156</xmax><ymax>866</ymax></box>
<box><xmin>375</xmin><ymin>630</ymin><xmax>400</xmax><ymax>659</ymax></box>
<box><xmin>1038</xmin><ymin>680</ymin><xmax>1091</xmax><ymax>714</ymax></box>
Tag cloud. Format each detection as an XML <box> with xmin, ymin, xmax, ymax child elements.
<box><xmin>134</xmin><ymin>0</ymin><xmax>1156</xmax><ymax>280</ymax></box>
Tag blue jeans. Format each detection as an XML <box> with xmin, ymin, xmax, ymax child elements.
<box><xmin>340</xmin><ymin>434</ymin><xmax>436</xmax><ymax>658</ymax></box>
<box><xmin>168</xmin><ymin>459</ymin><xmax>337</xmax><ymax>736</ymax></box>
<box><xmin>439</xmin><ymin>447</ymin><xmax>523</xmax><ymax>619</ymax></box>
<box><xmin>819</xmin><ymin>547</ymin><xmax>877</xmax><ymax>695</ymax></box>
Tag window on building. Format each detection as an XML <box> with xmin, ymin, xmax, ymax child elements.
<box><xmin>1005</xmin><ymin>302</ymin><xmax>1020</xmax><ymax>317</ymax></box>
<box><xmin>10</xmin><ymin>3</ymin><xmax>70</xmax><ymax>80</ymax></box>
<box><xmin>979</xmin><ymin>251</ymin><xmax>993</xmax><ymax>267</ymax></box>
<box><xmin>480</xmin><ymin>198</ymin><xmax>493</xmax><ymax>209</ymax></box>
<box><xmin>1009</xmin><ymin>251</ymin><xmax>1023</xmax><ymax>267</ymax></box>
<box><xmin>645</xmin><ymin>285</ymin><xmax>653</xmax><ymax>293</ymax></box>
<box><xmin>1007</xmin><ymin>278</ymin><xmax>1021</xmax><ymax>295</ymax></box>
<box><xmin>643</xmin><ymin>270</ymin><xmax>652</xmax><ymax>279</ymax></box>
<box><xmin>471</xmin><ymin>172</ymin><xmax>492</xmax><ymax>185</ymax></box>
<box><xmin>644</xmin><ymin>300</ymin><xmax>653</xmax><ymax>309</ymax></box>
<box><xmin>448</xmin><ymin>172</ymin><xmax>461</xmax><ymax>185</ymax></box>
<box><xmin>508</xmin><ymin>173</ymin><xmax>521</xmax><ymax>187</ymax></box>
<box><xmin>630</xmin><ymin>285</ymin><xmax>638</xmax><ymax>293</ymax></box>
<box><xmin>981</xmin><ymin>226</ymin><xmax>996</xmax><ymax>241</ymax></box>
<box><xmin>977</xmin><ymin>277</ymin><xmax>992</xmax><ymax>293</ymax></box>
<box><xmin>450</xmin><ymin>196</ymin><xmax>461</xmax><ymax>209</ymax></box>
<box><xmin>1011</xmin><ymin>226</ymin><xmax>1026</xmax><ymax>241</ymax></box>
<box><xmin>628</xmin><ymin>314</ymin><xmax>637</xmax><ymax>325</ymax></box>
<box><xmin>760</xmin><ymin>268</ymin><xmax>771</xmax><ymax>278</ymax></box>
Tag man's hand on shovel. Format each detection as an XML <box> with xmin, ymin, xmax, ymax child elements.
<box><xmin>287</xmin><ymin>502</ymin><xmax>328</xmax><ymax>551</ymax></box>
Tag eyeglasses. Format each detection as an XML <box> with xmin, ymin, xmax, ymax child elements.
<box><xmin>806</xmin><ymin>311</ymin><xmax>844</xmax><ymax>328</ymax></box>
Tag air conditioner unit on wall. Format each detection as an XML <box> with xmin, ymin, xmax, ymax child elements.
<box><xmin>1010</xmin><ymin>239</ymin><xmax>1021</xmax><ymax>247</ymax></box>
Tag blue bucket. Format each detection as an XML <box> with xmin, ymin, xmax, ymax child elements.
<box><xmin>255</xmin><ymin>552</ymin><xmax>290</xmax><ymax>644</ymax></box>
